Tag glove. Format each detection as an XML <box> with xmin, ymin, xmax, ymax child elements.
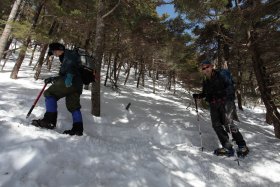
<box><xmin>44</xmin><ymin>76</ymin><xmax>58</xmax><ymax>84</ymax></box>
<box><xmin>192</xmin><ymin>93</ymin><xmax>201</xmax><ymax>99</ymax></box>
<box><xmin>65</xmin><ymin>73</ymin><xmax>73</xmax><ymax>87</ymax></box>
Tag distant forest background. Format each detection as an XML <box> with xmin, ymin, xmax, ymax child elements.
<box><xmin>0</xmin><ymin>0</ymin><xmax>279</xmax><ymax>138</ymax></box>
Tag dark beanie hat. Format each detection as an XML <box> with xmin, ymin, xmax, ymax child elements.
<box><xmin>48</xmin><ymin>42</ymin><xmax>65</xmax><ymax>56</ymax></box>
<box><xmin>201</xmin><ymin>60</ymin><xmax>212</xmax><ymax>65</ymax></box>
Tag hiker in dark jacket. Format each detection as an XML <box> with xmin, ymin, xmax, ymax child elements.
<box><xmin>193</xmin><ymin>60</ymin><xmax>249</xmax><ymax>157</ymax></box>
<box><xmin>32</xmin><ymin>42</ymin><xmax>84</xmax><ymax>136</ymax></box>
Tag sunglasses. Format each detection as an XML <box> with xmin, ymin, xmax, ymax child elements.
<box><xmin>202</xmin><ymin>66</ymin><xmax>211</xmax><ymax>71</ymax></box>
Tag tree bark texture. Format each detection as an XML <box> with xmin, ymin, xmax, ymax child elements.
<box><xmin>34</xmin><ymin>44</ymin><xmax>48</xmax><ymax>80</ymax></box>
<box><xmin>249</xmin><ymin>30</ymin><xmax>280</xmax><ymax>138</ymax></box>
<box><xmin>91</xmin><ymin>0</ymin><xmax>105</xmax><ymax>116</ymax></box>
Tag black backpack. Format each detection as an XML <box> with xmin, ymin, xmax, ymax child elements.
<box><xmin>80</xmin><ymin>65</ymin><xmax>95</xmax><ymax>85</ymax></box>
<box><xmin>75</xmin><ymin>48</ymin><xmax>96</xmax><ymax>85</ymax></box>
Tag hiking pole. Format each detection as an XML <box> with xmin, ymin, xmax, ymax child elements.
<box><xmin>26</xmin><ymin>83</ymin><xmax>48</xmax><ymax>119</ymax></box>
<box><xmin>194</xmin><ymin>98</ymin><xmax>204</xmax><ymax>152</ymax></box>
<box><xmin>227</xmin><ymin>123</ymin><xmax>240</xmax><ymax>166</ymax></box>
<box><xmin>226</xmin><ymin>108</ymin><xmax>240</xmax><ymax>166</ymax></box>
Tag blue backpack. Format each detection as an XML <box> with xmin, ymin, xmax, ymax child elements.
<box><xmin>219</xmin><ymin>69</ymin><xmax>235</xmax><ymax>99</ymax></box>
<box><xmin>219</xmin><ymin>69</ymin><xmax>234</xmax><ymax>86</ymax></box>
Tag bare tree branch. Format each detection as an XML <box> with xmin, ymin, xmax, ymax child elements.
<box><xmin>102</xmin><ymin>0</ymin><xmax>121</xmax><ymax>19</ymax></box>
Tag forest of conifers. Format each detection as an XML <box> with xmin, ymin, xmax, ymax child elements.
<box><xmin>0</xmin><ymin>0</ymin><xmax>279</xmax><ymax>138</ymax></box>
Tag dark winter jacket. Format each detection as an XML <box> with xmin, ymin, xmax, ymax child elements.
<box><xmin>199</xmin><ymin>70</ymin><xmax>235</xmax><ymax>103</ymax></box>
<box><xmin>59</xmin><ymin>49</ymin><xmax>83</xmax><ymax>93</ymax></box>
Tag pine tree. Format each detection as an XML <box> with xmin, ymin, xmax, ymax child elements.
<box><xmin>0</xmin><ymin>0</ymin><xmax>22</xmax><ymax>60</ymax></box>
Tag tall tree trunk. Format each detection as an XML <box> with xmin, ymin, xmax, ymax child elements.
<box><xmin>0</xmin><ymin>0</ymin><xmax>22</xmax><ymax>60</ymax></box>
<box><xmin>91</xmin><ymin>0</ymin><xmax>105</xmax><ymax>116</ymax></box>
<box><xmin>173</xmin><ymin>71</ymin><xmax>176</xmax><ymax>94</ymax></box>
<box><xmin>83</xmin><ymin>30</ymin><xmax>92</xmax><ymax>52</ymax></box>
<box><xmin>247</xmin><ymin>70</ymin><xmax>256</xmax><ymax>96</ymax></box>
<box><xmin>29</xmin><ymin>44</ymin><xmax>37</xmax><ymax>66</ymax></box>
<box><xmin>166</xmin><ymin>71</ymin><xmax>172</xmax><ymax>91</ymax></box>
<box><xmin>115</xmin><ymin>61</ymin><xmax>123</xmax><ymax>85</ymax></box>
<box><xmin>1</xmin><ymin>51</ymin><xmax>12</xmax><ymax>71</ymax></box>
<box><xmin>152</xmin><ymin>58</ymin><xmax>156</xmax><ymax>94</ymax></box>
<box><xmin>141</xmin><ymin>63</ymin><xmax>145</xmax><ymax>87</ymax></box>
<box><xmin>249</xmin><ymin>30</ymin><xmax>280</xmax><ymax>138</ymax></box>
<box><xmin>113</xmin><ymin>52</ymin><xmax>119</xmax><ymax>82</ymax></box>
<box><xmin>34</xmin><ymin>44</ymin><xmax>48</xmax><ymax>80</ymax></box>
<box><xmin>104</xmin><ymin>54</ymin><xmax>111</xmax><ymax>86</ymax></box>
<box><xmin>136</xmin><ymin>64</ymin><xmax>141</xmax><ymax>88</ymax></box>
<box><xmin>10</xmin><ymin>0</ymin><xmax>46</xmax><ymax>79</ymax></box>
<box><xmin>236</xmin><ymin>54</ymin><xmax>243</xmax><ymax>110</ymax></box>
<box><xmin>3</xmin><ymin>37</ymin><xmax>13</xmax><ymax>59</ymax></box>
<box><xmin>124</xmin><ymin>63</ymin><xmax>131</xmax><ymax>85</ymax></box>
<box><xmin>134</xmin><ymin>62</ymin><xmax>139</xmax><ymax>80</ymax></box>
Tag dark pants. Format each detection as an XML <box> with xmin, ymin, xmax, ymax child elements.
<box><xmin>44</xmin><ymin>77</ymin><xmax>81</xmax><ymax>112</ymax></box>
<box><xmin>210</xmin><ymin>100</ymin><xmax>246</xmax><ymax>149</ymax></box>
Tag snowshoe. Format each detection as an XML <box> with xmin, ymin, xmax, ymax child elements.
<box><xmin>214</xmin><ymin>148</ymin><xmax>234</xmax><ymax>157</ymax></box>
<box><xmin>237</xmin><ymin>146</ymin><xmax>249</xmax><ymax>157</ymax></box>
<box><xmin>63</xmin><ymin>122</ymin><xmax>83</xmax><ymax>136</ymax></box>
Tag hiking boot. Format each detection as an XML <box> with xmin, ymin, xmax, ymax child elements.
<box><xmin>32</xmin><ymin>119</ymin><xmax>56</xmax><ymax>129</ymax></box>
<box><xmin>63</xmin><ymin>122</ymin><xmax>83</xmax><ymax>136</ymax></box>
<box><xmin>214</xmin><ymin>148</ymin><xmax>235</xmax><ymax>157</ymax></box>
<box><xmin>31</xmin><ymin>112</ymin><xmax>57</xmax><ymax>129</ymax></box>
<box><xmin>237</xmin><ymin>145</ymin><xmax>249</xmax><ymax>157</ymax></box>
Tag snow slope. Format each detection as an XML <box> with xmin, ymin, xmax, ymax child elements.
<box><xmin>0</xmin><ymin>54</ymin><xmax>280</xmax><ymax>187</ymax></box>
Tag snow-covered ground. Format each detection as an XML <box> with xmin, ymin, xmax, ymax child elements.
<box><xmin>0</xmin><ymin>52</ymin><xmax>280</xmax><ymax>187</ymax></box>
